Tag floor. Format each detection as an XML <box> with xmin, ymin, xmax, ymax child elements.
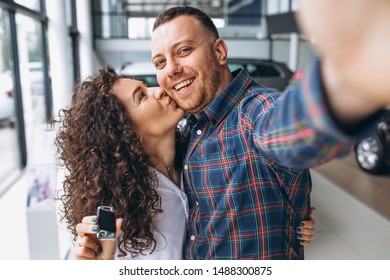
<box><xmin>306</xmin><ymin>170</ymin><xmax>390</xmax><ymax>259</ymax></box>
<box><xmin>315</xmin><ymin>152</ymin><xmax>390</xmax><ymax>219</ymax></box>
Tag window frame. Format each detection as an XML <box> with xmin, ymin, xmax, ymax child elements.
<box><xmin>0</xmin><ymin>0</ymin><xmax>51</xmax><ymax>197</ymax></box>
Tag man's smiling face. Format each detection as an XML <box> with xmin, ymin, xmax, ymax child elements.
<box><xmin>151</xmin><ymin>15</ymin><xmax>224</xmax><ymax>114</ymax></box>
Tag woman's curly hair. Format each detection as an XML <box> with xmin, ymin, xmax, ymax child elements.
<box><xmin>50</xmin><ymin>66</ymin><xmax>188</xmax><ymax>258</ymax></box>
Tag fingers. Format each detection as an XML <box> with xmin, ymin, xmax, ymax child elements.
<box><xmin>300</xmin><ymin>207</ymin><xmax>317</xmax><ymax>230</ymax></box>
<box><xmin>73</xmin><ymin>216</ymin><xmax>123</xmax><ymax>260</ymax></box>
<box><xmin>297</xmin><ymin>207</ymin><xmax>317</xmax><ymax>246</ymax></box>
<box><xmin>298</xmin><ymin>225</ymin><xmax>315</xmax><ymax>236</ymax></box>
<box><xmin>73</xmin><ymin>235</ymin><xmax>102</xmax><ymax>260</ymax></box>
<box><xmin>299</xmin><ymin>240</ymin><xmax>313</xmax><ymax>246</ymax></box>
<box><xmin>297</xmin><ymin>227</ymin><xmax>315</xmax><ymax>246</ymax></box>
<box><xmin>297</xmin><ymin>230</ymin><xmax>314</xmax><ymax>246</ymax></box>
<box><xmin>73</xmin><ymin>215</ymin><xmax>102</xmax><ymax>260</ymax></box>
<box><xmin>82</xmin><ymin>215</ymin><xmax>98</xmax><ymax>224</ymax></box>
<box><xmin>299</xmin><ymin>218</ymin><xmax>316</xmax><ymax>231</ymax></box>
<box><xmin>116</xmin><ymin>218</ymin><xmax>123</xmax><ymax>238</ymax></box>
<box><xmin>75</xmin><ymin>216</ymin><xmax>99</xmax><ymax>238</ymax></box>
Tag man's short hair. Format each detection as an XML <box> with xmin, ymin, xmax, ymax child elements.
<box><xmin>153</xmin><ymin>6</ymin><xmax>219</xmax><ymax>39</ymax></box>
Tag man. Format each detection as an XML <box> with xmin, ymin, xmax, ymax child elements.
<box><xmin>150</xmin><ymin>2</ymin><xmax>389</xmax><ymax>259</ymax></box>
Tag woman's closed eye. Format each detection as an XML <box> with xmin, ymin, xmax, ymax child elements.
<box><xmin>138</xmin><ymin>92</ymin><xmax>146</xmax><ymax>102</ymax></box>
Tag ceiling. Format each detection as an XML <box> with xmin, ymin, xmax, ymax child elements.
<box><xmin>121</xmin><ymin>0</ymin><xmax>227</xmax><ymax>18</ymax></box>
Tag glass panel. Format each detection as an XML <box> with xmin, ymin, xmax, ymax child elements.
<box><xmin>291</xmin><ymin>0</ymin><xmax>299</xmax><ymax>11</ymax></box>
<box><xmin>279</xmin><ymin>0</ymin><xmax>290</xmax><ymax>12</ymax></box>
<box><xmin>267</xmin><ymin>0</ymin><xmax>290</xmax><ymax>14</ymax></box>
<box><xmin>267</xmin><ymin>0</ymin><xmax>279</xmax><ymax>15</ymax></box>
<box><xmin>14</xmin><ymin>0</ymin><xmax>41</xmax><ymax>12</ymax></box>
<box><xmin>128</xmin><ymin>18</ymin><xmax>147</xmax><ymax>39</ymax></box>
<box><xmin>0</xmin><ymin>8</ymin><xmax>21</xmax><ymax>186</ymax></box>
<box><xmin>93</xmin><ymin>0</ymin><xmax>128</xmax><ymax>38</ymax></box>
<box><xmin>227</xmin><ymin>0</ymin><xmax>262</xmax><ymax>25</ymax></box>
<box><xmin>16</xmin><ymin>14</ymin><xmax>46</xmax><ymax>124</ymax></box>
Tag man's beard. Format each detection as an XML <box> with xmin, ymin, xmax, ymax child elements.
<box><xmin>177</xmin><ymin>62</ymin><xmax>222</xmax><ymax>115</ymax></box>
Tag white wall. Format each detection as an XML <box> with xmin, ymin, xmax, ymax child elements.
<box><xmin>272</xmin><ymin>39</ymin><xmax>315</xmax><ymax>70</ymax></box>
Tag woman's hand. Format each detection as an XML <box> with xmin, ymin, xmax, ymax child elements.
<box><xmin>297</xmin><ymin>207</ymin><xmax>316</xmax><ymax>246</ymax></box>
<box><xmin>73</xmin><ymin>215</ymin><xmax>122</xmax><ymax>260</ymax></box>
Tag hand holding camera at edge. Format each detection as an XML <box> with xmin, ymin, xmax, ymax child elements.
<box><xmin>297</xmin><ymin>0</ymin><xmax>390</xmax><ymax>123</ymax></box>
<box><xmin>73</xmin><ymin>216</ymin><xmax>123</xmax><ymax>260</ymax></box>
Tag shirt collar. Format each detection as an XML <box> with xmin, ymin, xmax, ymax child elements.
<box><xmin>200</xmin><ymin>68</ymin><xmax>252</xmax><ymax>126</ymax></box>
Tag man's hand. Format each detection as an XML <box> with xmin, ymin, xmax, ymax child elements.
<box><xmin>297</xmin><ymin>0</ymin><xmax>390</xmax><ymax>117</ymax></box>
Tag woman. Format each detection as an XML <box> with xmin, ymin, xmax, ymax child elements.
<box><xmin>53</xmin><ymin>67</ymin><xmax>316</xmax><ymax>260</ymax></box>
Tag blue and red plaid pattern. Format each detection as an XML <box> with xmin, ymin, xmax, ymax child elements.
<box><xmin>182</xmin><ymin>60</ymin><xmax>353</xmax><ymax>259</ymax></box>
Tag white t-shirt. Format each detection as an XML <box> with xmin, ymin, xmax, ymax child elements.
<box><xmin>116</xmin><ymin>168</ymin><xmax>189</xmax><ymax>260</ymax></box>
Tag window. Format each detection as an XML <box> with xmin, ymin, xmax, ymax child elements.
<box><xmin>266</xmin><ymin>0</ymin><xmax>294</xmax><ymax>15</ymax></box>
<box><xmin>0</xmin><ymin>7</ymin><xmax>21</xmax><ymax>194</ymax></box>
<box><xmin>14</xmin><ymin>0</ymin><xmax>41</xmax><ymax>12</ymax></box>
<box><xmin>16</xmin><ymin>14</ymin><xmax>47</xmax><ymax>124</ymax></box>
<box><xmin>0</xmin><ymin>0</ymin><xmax>50</xmax><ymax>196</ymax></box>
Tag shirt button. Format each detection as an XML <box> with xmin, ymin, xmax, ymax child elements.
<box><xmin>184</xmin><ymin>164</ymin><xmax>188</xmax><ymax>171</ymax></box>
<box><xmin>190</xmin><ymin>235</ymin><xmax>196</xmax><ymax>241</ymax></box>
<box><xmin>196</xmin><ymin>130</ymin><xmax>202</xmax><ymax>135</ymax></box>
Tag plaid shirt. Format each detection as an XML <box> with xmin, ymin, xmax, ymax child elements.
<box><xmin>182</xmin><ymin>60</ymin><xmax>353</xmax><ymax>259</ymax></box>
